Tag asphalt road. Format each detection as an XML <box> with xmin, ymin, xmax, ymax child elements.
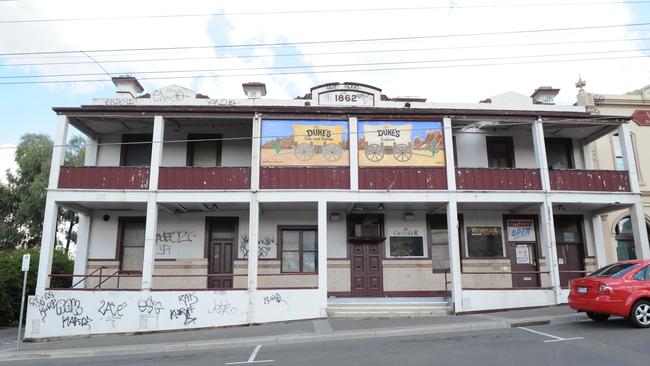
<box><xmin>3</xmin><ymin>317</ymin><xmax>649</xmax><ymax>366</ymax></box>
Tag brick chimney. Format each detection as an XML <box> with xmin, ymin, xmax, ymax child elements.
<box><xmin>112</xmin><ymin>75</ymin><xmax>144</xmax><ymax>98</ymax></box>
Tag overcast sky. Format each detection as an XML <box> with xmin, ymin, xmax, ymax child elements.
<box><xmin>1</xmin><ymin>0</ymin><xmax>649</xmax><ymax>178</ymax></box>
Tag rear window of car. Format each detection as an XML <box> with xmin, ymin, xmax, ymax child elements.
<box><xmin>589</xmin><ymin>263</ymin><xmax>639</xmax><ymax>278</ymax></box>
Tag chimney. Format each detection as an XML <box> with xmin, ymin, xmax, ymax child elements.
<box><xmin>112</xmin><ymin>75</ymin><xmax>144</xmax><ymax>98</ymax></box>
<box><xmin>530</xmin><ymin>86</ymin><xmax>560</xmax><ymax>105</ymax></box>
<box><xmin>242</xmin><ymin>82</ymin><xmax>267</xmax><ymax>99</ymax></box>
<box><xmin>575</xmin><ymin>76</ymin><xmax>594</xmax><ymax>107</ymax></box>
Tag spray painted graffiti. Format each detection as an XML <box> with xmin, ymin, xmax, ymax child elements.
<box><xmin>152</xmin><ymin>88</ymin><xmax>186</xmax><ymax>103</ymax></box>
<box><xmin>169</xmin><ymin>292</ymin><xmax>198</xmax><ymax>325</ymax></box>
<box><xmin>28</xmin><ymin>291</ymin><xmax>56</xmax><ymax>321</ymax></box>
<box><xmin>138</xmin><ymin>296</ymin><xmax>164</xmax><ymax>319</ymax></box>
<box><xmin>156</xmin><ymin>231</ymin><xmax>196</xmax><ymax>244</ymax></box>
<box><xmin>207</xmin><ymin>99</ymin><xmax>236</xmax><ymax>106</ymax></box>
<box><xmin>240</xmin><ymin>234</ymin><xmax>275</xmax><ymax>258</ymax></box>
<box><xmin>155</xmin><ymin>243</ymin><xmax>171</xmax><ymax>256</ymax></box>
<box><xmin>62</xmin><ymin>315</ymin><xmax>92</xmax><ymax>329</ymax></box>
<box><xmin>97</xmin><ymin>300</ymin><xmax>127</xmax><ymax>327</ymax></box>
<box><xmin>208</xmin><ymin>299</ymin><xmax>237</xmax><ymax>316</ymax></box>
<box><xmin>263</xmin><ymin>292</ymin><xmax>288</xmax><ymax>305</ymax></box>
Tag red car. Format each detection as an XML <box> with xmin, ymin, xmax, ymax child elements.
<box><xmin>568</xmin><ymin>259</ymin><xmax>650</xmax><ymax>328</ymax></box>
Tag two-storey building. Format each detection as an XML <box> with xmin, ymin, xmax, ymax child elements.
<box><xmin>25</xmin><ymin>78</ymin><xmax>650</xmax><ymax>339</ymax></box>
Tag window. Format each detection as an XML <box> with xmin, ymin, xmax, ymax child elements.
<box><xmin>466</xmin><ymin>227</ymin><xmax>504</xmax><ymax>257</ymax></box>
<box><xmin>633</xmin><ymin>266</ymin><xmax>649</xmax><ymax>281</ymax></box>
<box><xmin>612</xmin><ymin>133</ymin><xmax>641</xmax><ymax>180</ymax></box>
<box><xmin>589</xmin><ymin>263</ymin><xmax>639</xmax><ymax>278</ymax></box>
<box><xmin>545</xmin><ymin>138</ymin><xmax>574</xmax><ymax>169</ymax></box>
<box><xmin>121</xmin><ymin>134</ymin><xmax>152</xmax><ymax>166</ymax></box>
<box><xmin>187</xmin><ymin>134</ymin><xmax>222</xmax><ymax>167</ymax></box>
<box><xmin>280</xmin><ymin>228</ymin><xmax>317</xmax><ymax>273</ymax></box>
<box><xmin>429</xmin><ymin>214</ymin><xmax>449</xmax><ymax>270</ymax></box>
<box><xmin>389</xmin><ymin>236</ymin><xmax>424</xmax><ymax>257</ymax></box>
<box><xmin>452</xmin><ymin>136</ymin><xmax>458</xmax><ymax>167</ymax></box>
<box><xmin>119</xmin><ymin>218</ymin><xmax>146</xmax><ymax>272</ymax></box>
<box><xmin>554</xmin><ymin>216</ymin><xmax>582</xmax><ymax>244</ymax></box>
<box><xmin>615</xmin><ymin>217</ymin><xmax>637</xmax><ymax>261</ymax></box>
<box><xmin>486</xmin><ymin>137</ymin><xmax>514</xmax><ymax>168</ymax></box>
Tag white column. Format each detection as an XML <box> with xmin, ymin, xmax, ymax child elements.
<box><xmin>140</xmin><ymin>199</ymin><xmax>159</xmax><ymax>290</ymax></box>
<box><xmin>149</xmin><ymin>115</ymin><xmax>165</xmax><ymax>190</ymax></box>
<box><xmin>247</xmin><ymin>196</ymin><xmax>260</xmax><ymax>324</ymax></box>
<box><xmin>582</xmin><ymin>141</ymin><xmax>594</xmax><ymax>170</ymax></box>
<box><xmin>446</xmin><ymin>201</ymin><xmax>462</xmax><ymax>313</ymax></box>
<box><xmin>531</xmin><ymin>118</ymin><xmax>550</xmax><ymax>191</ymax></box>
<box><xmin>48</xmin><ymin>115</ymin><xmax>69</xmax><ymax>189</ymax></box>
<box><xmin>250</xmin><ymin>114</ymin><xmax>261</xmax><ymax>191</ymax></box>
<box><xmin>630</xmin><ymin>202</ymin><xmax>650</xmax><ymax>259</ymax></box>
<box><xmin>72</xmin><ymin>213</ymin><xmax>91</xmax><ymax>288</ymax></box>
<box><xmin>618</xmin><ymin>123</ymin><xmax>640</xmax><ymax>193</ymax></box>
<box><xmin>349</xmin><ymin>117</ymin><xmax>359</xmax><ymax>191</ymax></box>
<box><xmin>84</xmin><ymin>136</ymin><xmax>98</xmax><ymax>166</ymax></box>
<box><xmin>443</xmin><ymin>117</ymin><xmax>456</xmax><ymax>191</ymax></box>
<box><xmin>317</xmin><ymin>200</ymin><xmax>328</xmax><ymax>316</ymax></box>
<box><xmin>539</xmin><ymin>201</ymin><xmax>562</xmax><ymax>303</ymax></box>
<box><xmin>591</xmin><ymin>214</ymin><xmax>608</xmax><ymax>268</ymax></box>
<box><xmin>35</xmin><ymin>198</ymin><xmax>59</xmax><ymax>295</ymax></box>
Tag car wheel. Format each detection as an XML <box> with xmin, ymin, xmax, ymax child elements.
<box><xmin>587</xmin><ymin>312</ymin><xmax>610</xmax><ymax>322</ymax></box>
<box><xmin>629</xmin><ymin>300</ymin><xmax>650</xmax><ymax>328</ymax></box>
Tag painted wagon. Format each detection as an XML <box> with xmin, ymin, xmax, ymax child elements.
<box><xmin>291</xmin><ymin>124</ymin><xmax>345</xmax><ymax>162</ymax></box>
<box><xmin>363</xmin><ymin>124</ymin><xmax>412</xmax><ymax>162</ymax></box>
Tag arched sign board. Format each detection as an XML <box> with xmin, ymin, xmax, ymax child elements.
<box><xmin>311</xmin><ymin>82</ymin><xmax>381</xmax><ymax>107</ymax></box>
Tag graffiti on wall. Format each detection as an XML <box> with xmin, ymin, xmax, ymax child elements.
<box><xmin>240</xmin><ymin>234</ymin><xmax>274</xmax><ymax>258</ymax></box>
<box><xmin>29</xmin><ymin>292</ymin><xmax>93</xmax><ymax>330</ymax></box>
<box><xmin>155</xmin><ymin>231</ymin><xmax>197</xmax><ymax>256</ymax></box>
<box><xmin>169</xmin><ymin>292</ymin><xmax>198</xmax><ymax>326</ymax></box>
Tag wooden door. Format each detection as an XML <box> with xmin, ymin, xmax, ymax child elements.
<box><xmin>508</xmin><ymin>243</ymin><xmax>540</xmax><ymax>288</ymax></box>
<box><xmin>557</xmin><ymin>244</ymin><xmax>583</xmax><ymax>287</ymax></box>
<box><xmin>350</xmin><ymin>242</ymin><xmax>383</xmax><ymax>296</ymax></box>
<box><xmin>207</xmin><ymin>219</ymin><xmax>236</xmax><ymax>289</ymax></box>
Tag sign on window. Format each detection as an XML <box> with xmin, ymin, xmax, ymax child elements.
<box><xmin>507</xmin><ymin>220</ymin><xmax>536</xmax><ymax>242</ymax></box>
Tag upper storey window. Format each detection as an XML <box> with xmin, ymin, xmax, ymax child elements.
<box><xmin>486</xmin><ymin>136</ymin><xmax>514</xmax><ymax>168</ymax></box>
<box><xmin>121</xmin><ymin>134</ymin><xmax>152</xmax><ymax>166</ymax></box>
<box><xmin>545</xmin><ymin>138</ymin><xmax>574</xmax><ymax>169</ymax></box>
<box><xmin>187</xmin><ymin>134</ymin><xmax>222</xmax><ymax>167</ymax></box>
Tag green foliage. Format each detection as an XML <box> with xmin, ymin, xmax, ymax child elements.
<box><xmin>272</xmin><ymin>138</ymin><xmax>282</xmax><ymax>154</ymax></box>
<box><xmin>429</xmin><ymin>141</ymin><xmax>439</xmax><ymax>156</ymax></box>
<box><xmin>0</xmin><ymin>248</ymin><xmax>74</xmax><ymax>326</ymax></box>
<box><xmin>64</xmin><ymin>135</ymin><xmax>86</xmax><ymax>167</ymax></box>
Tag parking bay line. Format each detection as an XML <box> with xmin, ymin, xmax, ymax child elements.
<box><xmin>225</xmin><ymin>345</ymin><xmax>275</xmax><ymax>365</ymax></box>
<box><xmin>517</xmin><ymin>327</ymin><xmax>584</xmax><ymax>343</ymax></box>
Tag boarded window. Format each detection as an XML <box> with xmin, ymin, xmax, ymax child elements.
<box><xmin>121</xmin><ymin>134</ymin><xmax>152</xmax><ymax>166</ymax></box>
<box><xmin>187</xmin><ymin>134</ymin><xmax>222</xmax><ymax>167</ymax></box>
<box><xmin>120</xmin><ymin>219</ymin><xmax>146</xmax><ymax>272</ymax></box>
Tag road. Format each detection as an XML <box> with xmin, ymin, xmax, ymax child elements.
<box><xmin>2</xmin><ymin>317</ymin><xmax>649</xmax><ymax>366</ymax></box>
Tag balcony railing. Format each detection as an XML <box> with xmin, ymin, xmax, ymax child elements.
<box><xmin>549</xmin><ymin>169</ymin><xmax>630</xmax><ymax>192</ymax></box>
<box><xmin>260</xmin><ymin>167</ymin><xmax>350</xmax><ymax>189</ymax></box>
<box><xmin>456</xmin><ymin>168</ymin><xmax>542</xmax><ymax>190</ymax></box>
<box><xmin>158</xmin><ymin>167</ymin><xmax>251</xmax><ymax>190</ymax></box>
<box><xmin>359</xmin><ymin>167</ymin><xmax>447</xmax><ymax>190</ymax></box>
<box><xmin>58</xmin><ymin>166</ymin><xmax>150</xmax><ymax>189</ymax></box>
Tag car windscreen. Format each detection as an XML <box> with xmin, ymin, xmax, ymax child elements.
<box><xmin>589</xmin><ymin>263</ymin><xmax>639</xmax><ymax>278</ymax></box>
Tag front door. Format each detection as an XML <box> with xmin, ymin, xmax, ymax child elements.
<box><xmin>207</xmin><ymin>218</ymin><xmax>237</xmax><ymax>289</ymax></box>
<box><xmin>554</xmin><ymin>215</ymin><xmax>585</xmax><ymax>287</ymax></box>
<box><xmin>505</xmin><ymin>217</ymin><xmax>540</xmax><ymax>288</ymax></box>
<box><xmin>350</xmin><ymin>242</ymin><xmax>383</xmax><ymax>296</ymax></box>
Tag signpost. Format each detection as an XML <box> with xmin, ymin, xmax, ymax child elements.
<box><xmin>16</xmin><ymin>252</ymin><xmax>29</xmax><ymax>351</ymax></box>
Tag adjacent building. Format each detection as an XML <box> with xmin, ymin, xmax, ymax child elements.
<box><xmin>25</xmin><ymin>78</ymin><xmax>650</xmax><ymax>339</ymax></box>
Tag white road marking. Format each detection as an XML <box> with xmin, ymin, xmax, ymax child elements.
<box><xmin>517</xmin><ymin>327</ymin><xmax>583</xmax><ymax>343</ymax></box>
<box><xmin>225</xmin><ymin>345</ymin><xmax>275</xmax><ymax>365</ymax></box>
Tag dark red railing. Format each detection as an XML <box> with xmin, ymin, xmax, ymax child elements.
<box><xmin>549</xmin><ymin>169</ymin><xmax>630</xmax><ymax>192</ymax></box>
<box><xmin>358</xmin><ymin>167</ymin><xmax>447</xmax><ymax>190</ymax></box>
<box><xmin>159</xmin><ymin>167</ymin><xmax>251</xmax><ymax>190</ymax></box>
<box><xmin>456</xmin><ymin>168</ymin><xmax>542</xmax><ymax>190</ymax></box>
<box><xmin>58</xmin><ymin>167</ymin><xmax>150</xmax><ymax>189</ymax></box>
<box><xmin>260</xmin><ymin>167</ymin><xmax>350</xmax><ymax>189</ymax></box>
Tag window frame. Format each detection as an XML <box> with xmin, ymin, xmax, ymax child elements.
<box><xmin>465</xmin><ymin>226</ymin><xmax>505</xmax><ymax>258</ymax></box>
<box><xmin>611</xmin><ymin>133</ymin><xmax>643</xmax><ymax>183</ymax></box>
<box><xmin>186</xmin><ymin>133</ymin><xmax>223</xmax><ymax>167</ymax></box>
<box><xmin>117</xmin><ymin>216</ymin><xmax>146</xmax><ymax>273</ymax></box>
<box><xmin>278</xmin><ymin>225</ymin><xmax>318</xmax><ymax>273</ymax></box>
<box><xmin>486</xmin><ymin>136</ymin><xmax>515</xmax><ymax>168</ymax></box>
<box><xmin>120</xmin><ymin>134</ymin><xmax>153</xmax><ymax>167</ymax></box>
<box><xmin>544</xmin><ymin>138</ymin><xmax>574</xmax><ymax>169</ymax></box>
<box><xmin>427</xmin><ymin>214</ymin><xmax>450</xmax><ymax>272</ymax></box>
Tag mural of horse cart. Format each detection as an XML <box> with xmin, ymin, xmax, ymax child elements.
<box><xmin>292</xmin><ymin>124</ymin><xmax>345</xmax><ymax>162</ymax></box>
<box><xmin>363</xmin><ymin>124</ymin><xmax>413</xmax><ymax>162</ymax></box>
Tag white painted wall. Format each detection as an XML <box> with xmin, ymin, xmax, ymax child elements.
<box><xmin>384</xmin><ymin>210</ymin><xmax>429</xmax><ymax>258</ymax></box>
<box><xmin>24</xmin><ymin>288</ymin><xmax>322</xmax><ymax>339</ymax></box>
<box><xmin>461</xmin><ymin>289</ymin><xmax>557</xmax><ymax>312</ymax></box>
<box><xmin>460</xmin><ymin>211</ymin><xmax>508</xmax><ymax>257</ymax></box>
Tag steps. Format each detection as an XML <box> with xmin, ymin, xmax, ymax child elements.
<box><xmin>327</xmin><ymin>298</ymin><xmax>452</xmax><ymax>318</ymax></box>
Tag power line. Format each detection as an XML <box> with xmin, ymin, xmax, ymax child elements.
<box><xmin>0</xmin><ymin>53</ymin><xmax>647</xmax><ymax>85</ymax></box>
<box><xmin>4</xmin><ymin>36</ymin><xmax>650</xmax><ymax>68</ymax></box>
<box><xmin>2</xmin><ymin>21</ymin><xmax>650</xmax><ymax>57</ymax></box>
<box><xmin>1</xmin><ymin>1</ymin><xmax>649</xmax><ymax>24</ymax></box>
<box><xmin>2</xmin><ymin>47</ymin><xmax>647</xmax><ymax>80</ymax></box>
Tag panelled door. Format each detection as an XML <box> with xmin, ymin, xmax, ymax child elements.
<box><xmin>350</xmin><ymin>242</ymin><xmax>383</xmax><ymax>296</ymax></box>
<box><xmin>505</xmin><ymin>217</ymin><xmax>540</xmax><ymax>288</ymax></box>
<box><xmin>207</xmin><ymin>218</ymin><xmax>237</xmax><ymax>289</ymax></box>
<box><xmin>554</xmin><ymin>215</ymin><xmax>585</xmax><ymax>287</ymax></box>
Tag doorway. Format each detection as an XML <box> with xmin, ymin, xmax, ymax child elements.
<box><xmin>554</xmin><ymin>215</ymin><xmax>585</xmax><ymax>287</ymax></box>
<box><xmin>348</xmin><ymin>214</ymin><xmax>384</xmax><ymax>297</ymax></box>
<box><xmin>504</xmin><ymin>216</ymin><xmax>540</xmax><ymax>288</ymax></box>
<box><xmin>206</xmin><ymin>217</ymin><xmax>237</xmax><ymax>289</ymax></box>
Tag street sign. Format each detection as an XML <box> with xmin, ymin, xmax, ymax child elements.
<box><xmin>21</xmin><ymin>253</ymin><xmax>30</xmax><ymax>272</ymax></box>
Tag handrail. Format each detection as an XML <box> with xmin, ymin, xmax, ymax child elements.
<box><xmin>70</xmin><ymin>266</ymin><xmax>106</xmax><ymax>288</ymax></box>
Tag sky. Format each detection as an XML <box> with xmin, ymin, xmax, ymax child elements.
<box><xmin>1</xmin><ymin>0</ymin><xmax>650</xmax><ymax>180</ymax></box>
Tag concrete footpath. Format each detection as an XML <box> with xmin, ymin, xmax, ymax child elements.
<box><xmin>0</xmin><ymin>306</ymin><xmax>587</xmax><ymax>362</ymax></box>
